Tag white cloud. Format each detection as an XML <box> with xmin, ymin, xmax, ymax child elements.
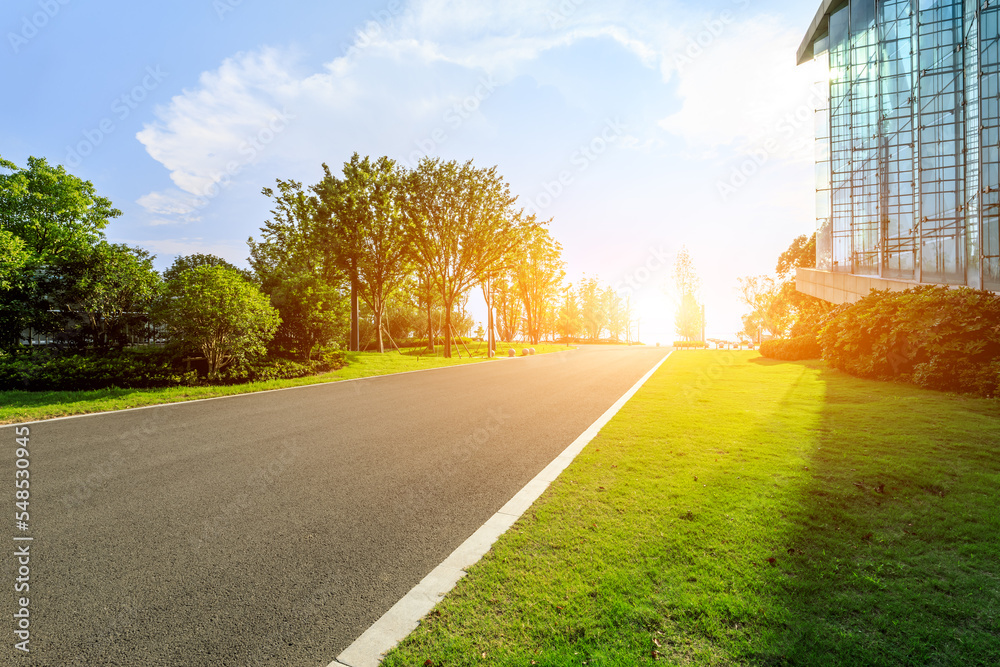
<box><xmin>658</xmin><ymin>14</ymin><xmax>823</xmax><ymax>161</ymax></box>
<box><xmin>137</xmin><ymin>47</ymin><xmax>302</xmax><ymax>198</ymax></box>
<box><xmin>134</xmin><ymin>0</ymin><xmax>817</xmax><ymax>232</ymax></box>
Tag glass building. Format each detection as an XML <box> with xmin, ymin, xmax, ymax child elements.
<box><xmin>796</xmin><ymin>0</ymin><xmax>1000</xmax><ymax>303</ymax></box>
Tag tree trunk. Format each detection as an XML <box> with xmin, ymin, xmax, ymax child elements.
<box><xmin>487</xmin><ymin>282</ymin><xmax>494</xmax><ymax>357</ymax></box>
<box><xmin>425</xmin><ymin>278</ymin><xmax>434</xmax><ymax>353</ymax></box>
<box><xmin>375</xmin><ymin>305</ymin><xmax>385</xmax><ymax>354</ymax></box>
<box><xmin>350</xmin><ymin>263</ymin><xmax>360</xmax><ymax>352</ymax></box>
<box><xmin>442</xmin><ymin>296</ymin><xmax>453</xmax><ymax>358</ymax></box>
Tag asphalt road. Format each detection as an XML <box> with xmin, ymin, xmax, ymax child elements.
<box><xmin>1</xmin><ymin>345</ymin><xmax>668</xmax><ymax>666</ymax></box>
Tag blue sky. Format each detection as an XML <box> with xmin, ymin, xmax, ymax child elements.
<box><xmin>3</xmin><ymin>0</ymin><xmax>823</xmax><ymax>343</ymax></box>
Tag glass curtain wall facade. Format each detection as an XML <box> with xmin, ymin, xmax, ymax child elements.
<box><xmin>809</xmin><ymin>0</ymin><xmax>1000</xmax><ymax>291</ymax></box>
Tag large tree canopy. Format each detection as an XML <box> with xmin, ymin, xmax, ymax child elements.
<box><xmin>405</xmin><ymin>158</ymin><xmax>525</xmax><ymax>357</ymax></box>
<box><xmin>0</xmin><ymin>155</ymin><xmax>120</xmax><ymax>260</ymax></box>
<box><xmin>316</xmin><ymin>154</ymin><xmax>412</xmax><ymax>353</ymax></box>
<box><xmin>0</xmin><ymin>155</ymin><xmax>127</xmax><ymax>351</ymax></box>
<box><xmin>250</xmin><ymin>179</ymin><xmax>349</xmax><ymax>358</ymax></box>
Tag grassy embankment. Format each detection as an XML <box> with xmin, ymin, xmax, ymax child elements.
<box><xmin>383</xmin><ymin>350</ymin><xmax>1000</xmax><ymax>666</ymax></box>
<box><xmin>0</xmin><ymin>342</ymin><xmax>572</xmax><ymax>425</ymax></box>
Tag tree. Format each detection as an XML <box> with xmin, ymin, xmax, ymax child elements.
<box><xmin>158</xmin><ymin>265</ymin><xmax>280</xmax><ymax>378</ymax></box>
<box><xmin>318</xmin><ymin>154</ymin><xmax>412</xmax><ymax>353</ymax></box>
<box><xmin>736</xmin><ymin>275</ymin><xmax>787</xmax><ymax>341</ymax></box>
<box><xmin>250</xmin><ymin>179</ymin><xmax>347</xmax><ymax>356</ymax></box>
<box><xmin>164</xmin><ymin>253</ymin><xmax>251</xmax><ymax>284</ymax></box>
<box><xmin>736</xmin><ymin>233</ymin><xmax>832</xmax><ymax>341</ymax></box>
<box><xmin>672</xmin><ymin>248</ymin><xmax>704</xmax><ymax>341</ymax></box>
<box><xmin>266</xmin><ymin>272</ymin><xmax>347</xmax><ymax>359</ymax></box>
<box><xmin>405</xmin><ymin>158</ymin><xmax>524</xmax><ymax>357</ymax></box>
<box><xmin>0</xmin><ymin>230</ymin><xmax>28</xmax><ymax>291</ymax></box>
<box><xmin>0</xmin><ymin>155</ymin><xmax>122</xmax><ymax>351</ymax></box>
<box><xmin>74</xmin><ymin>243</ymin><xmax>161</xmax><ymax>349</ymax></box>
<box><xmin>578</xmin><ymin>276</ymin><xmax>606</xmax><ymax>341</ymax></box>
<box><xmin>777</xmin><ymin>233</ymin><xmax>817</xmax><ymax>279</ymax></box>
<box><xmin>556</xmin><ymin>285</ymin><xmax>582</xmax><ymax>342</ymax></box>
<box><xmin>775</xmin><ymin>233</ymin><xmax>832</xmax><ymax>336</ymax></box>
<box><xmin>492</xmin><ymin>272</ymin><xmax>522</xmax><ymax>342</ymax></box>
<box><xmin>513</xmin><ymin>224</ymin><xmax>564</xmax><ymax>345</ymax></box>
<box><xmin>0</xmin><ymin>155</ymin><xmax>120</xmax><ymax>261</ymax></box>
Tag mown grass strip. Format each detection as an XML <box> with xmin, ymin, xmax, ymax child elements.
<box><xmin>383</xmin><ymin>351</ymin><xmax>1000</xmax><ymax>666</ymax></box>
<box><xmin>0</xmin><ymin>343</ymin><xmax>573</xmax><ymax>425</ymax></box>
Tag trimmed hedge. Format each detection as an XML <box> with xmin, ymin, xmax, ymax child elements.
<box><xmin>673</xmin><ymin>341</ymin><xmax>708</xmax><ymax>348</ymax></box>
<box><xmin>0</xmin><ymin>348</ymin><xmax>186</xmax><ymax>391</ymax></box>
<box><xmin>0</xmin><ymin>347</ymin><xmax>348</xmax><ymax>391</ymax></box>
<box><xmin>818</xmin><ymin>285</ymin><xmax>1000</xmax><ymax>396</ymax></box>
<box><xmin>214</xmin><ymin>348</ymin><xmax>346</xmax><ymax>384</ymax></box>
<box><xmin>760</xmin><ymin>335</ymin><xmax>822</xmax><ymax>361</ymax></box>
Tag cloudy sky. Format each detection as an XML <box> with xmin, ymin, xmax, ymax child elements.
<box><xmin>3</xmin><ymin>0</ymin><xmax>823</xmax><ymax>343</ymax></box>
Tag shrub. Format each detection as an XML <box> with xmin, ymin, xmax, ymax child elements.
<box><xmin>818</xmin><ymin>286</ymin><xmax>1000</xmax><ymax>396</ymax></box>
<box><xmin>760</xmin><ymin>335</ymin><xmax>822</xmax><ymax>361</ymax></box>
<box><xmin>0</xmin><ymin>347</ymin><xmax>184</xmax><ymax>391</ymax></box>
<box><xmin>673</xmin><ymin>341</ymin><xmax>707</xmax><ymax>348</ymax></box>
<box><xmin>213</xmin><ymin>347</ymin><xmax>347</xmax><ymax>385</ymax></box>
<box><xmin>0</xmin><ymin>346</ymin><xmax>348</xmax><ymax>392</ymax></box>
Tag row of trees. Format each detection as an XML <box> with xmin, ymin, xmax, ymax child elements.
<box><xmin>2</xmin><ymin>153</ymin><xmax>649</xmax><ymax>385</ymax></box>
<box><xmin>0</xmin><ymin>156</ymin><xmax>292</xmax><ymax>378</ymax></box>
<box><xmin>249</xmin><ymin>154</ymin><xmax>630</xmax><ymax>358</ymax></box>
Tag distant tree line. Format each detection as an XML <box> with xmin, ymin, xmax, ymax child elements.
<box><xmin>0</xmin><ymin>153</ymin><xmax>643</xmax><ymax>389</ymax></box>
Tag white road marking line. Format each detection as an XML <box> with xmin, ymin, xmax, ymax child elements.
<box><xmin>332</xmin><ymin>351</ymin><xmax>673</xmax><ymax>667</ymax></box>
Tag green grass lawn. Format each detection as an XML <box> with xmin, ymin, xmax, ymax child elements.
<box><xmin>0</xmin><ymin>342</ymin><xmax>572</xmax><ymax>425</ymax></box>
<box><xmin>383</xmin><ymin>350</ymin><xmax>1000</xmax><ymax>666</ymax></box>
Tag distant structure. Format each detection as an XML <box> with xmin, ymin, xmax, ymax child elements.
<box><xmin>795</xmin><ymin>0</ymin><xmax>999</xmax><ymax>304</ymax></box>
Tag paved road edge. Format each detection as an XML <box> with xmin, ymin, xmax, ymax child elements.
<box><xmin>0</xmin><ymin>350</ymin><xmax>575</xmax><ymax>428</ymax></box>
<box><xmin>331</xmin><ymin>351</ymin><xmax>674</xmax><ymax>667</ymax></box>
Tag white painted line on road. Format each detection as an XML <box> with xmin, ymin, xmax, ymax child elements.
<box><xmin>0</xmin><ymin>348</ymin><xmax>580</xmax><ymax>428</ymax></box>
<box><xmin>331</xmin><ymin>351</ymin><xmax>673</xmax><ymax>667</ymax></box>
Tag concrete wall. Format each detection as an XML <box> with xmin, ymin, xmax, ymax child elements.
<box><xmin>795</xmin><ymin>267</ymin><xmax>925</xmax><ymax>305</ymax></box>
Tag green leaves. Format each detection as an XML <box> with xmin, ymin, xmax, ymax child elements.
<box><xmin>818</xmin><ymin>286</ymin><xmax>1000</xmax><ymax>396</ymax></box>
<box><xmin>158</xmin><ymin>265</ymin><xmax>280</xmax><ymax>378</ymax></box>
<box><xmin>0</xmin><ymin>155</ymin><xmax>120</xmax><ymax>261</ymax></box>
<box><xmin>0</xmin><ymin>230</ymin><xmax>29</xmax><ymax>290</ymax></box>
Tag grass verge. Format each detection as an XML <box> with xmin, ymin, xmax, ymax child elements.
<box><xmin>0</xmin><ymin>342</ymin><xmax>572</xmax><ymax>425</ymax></box>
<box><xmin>383</xmin><ymin>350</ymin><xmax>1000</xmax><ymax>666</ymax></box>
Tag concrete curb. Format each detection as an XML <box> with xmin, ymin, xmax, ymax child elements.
<box><xmin>331</xmin><ymin>351</ymin><xmax>673</xmax><ymax>667</ymax></box>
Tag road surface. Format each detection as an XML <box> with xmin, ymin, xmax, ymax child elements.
<box><xmin>1</xmin><ymin>345</ymin><xmax>668</xmax><ymax>666</ymax></box>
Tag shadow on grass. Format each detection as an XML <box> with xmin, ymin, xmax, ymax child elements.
<box><xmin>753</xmin><ymin>365</ymin><xmax>1000</xmax><ymax>666</ymax></box>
